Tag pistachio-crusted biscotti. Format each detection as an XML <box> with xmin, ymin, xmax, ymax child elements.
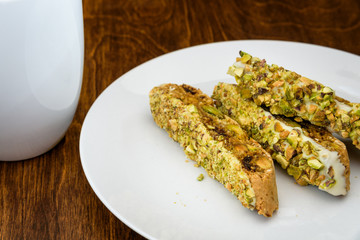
<box><xmin>212</xmin><ymin>83</ymin><xmax>350</xmax><ymax>196</ymax></box>
<box><xmin>149</xmin><ymin>83</ymin><xmax>278</xmax><ymax>217</ymax></box>
<box><xmin>227</xmin><ymin>51</ymin><xmax>360</xmax><ymax>149</ymax></box>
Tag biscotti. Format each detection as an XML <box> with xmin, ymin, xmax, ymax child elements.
<box><xmin>149</xmin><ymin>83</ymin><xmax>278</xmax><ymax>217</ymax></box>
<box><xmin>227</xmin><ymin>51</ymin><xmax>360</xmax><ymax>150</ymax></box>
<box><xmin>212</xmin><ymin>82</ymin><xmax>350</xmax><ymax>196</ymax></box>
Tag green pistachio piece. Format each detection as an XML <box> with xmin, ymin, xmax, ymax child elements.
<box><xmin>353</xmin><ymin>108</ymin><xmax>360</xmax><ymax>116</ymax></box>
<box><xmin>285</xmin><ymin>87</ymin><xmax>294</xmax><ymax>100</ymax></box>
<box><xmin>246</xmin><ymin>145</ymin><xmax>258</xmax><ymax>152</ymax></box>
<box><xmin>234</xmin><ymin>68</ymin><xmax>244</xmax><ymax>77</ymax></box>
<box><xmin>287</xmin><ymin>131</ymin><xmax>299</xmax><ymax>148</ymax></box>
<box><xmin>269</xmin><ymin>64</ymin><xmax>279</xmax><ymax>71</ymax></box>
<box><xmin>256</xmin><ymin>80</ymin><xmax>268</xmax><ymax>88</ymax></box>
<box><xmin>197</xmin><ymin>173</ymin><xmax>204</xmax><ymax>181</ymax></box>
<box><xmin>307</xmin><ymin>159</ymin><xmax>324</xmax><ymax>170</ymax></box>
<box><xmin>227</xmin><ymin>66</ymin><xmax>236</xmax><ymax>77</ymax></box>
<box><xmin>275</xmin><ymin>154</ymin><xmax>289</xmax><ymax>169</ymax></box>
<box><xmin>308</xmin><ymin>104</ymin><xmax>318</xmax><ymax>114</ymax></box>
<box><xmin>239</xmin><ymin>51</ymin><xmax>249</xmax><ymax>57</ymax></box>
<box><xmin>269</xmin><ymin>135</ymin><xmax>280</xmax><ymax>145</ymax></box>
<box><xmin>287</xmin><ymin>165</ymin><xmax>302</xmax><ymax>180</ymax></box>
<box><xmin>310</xmin><ymin>92</ymin><xmax>319</xmax><ymax>101</ymax></box>
<box><xmin>311</xmin><ymin>110</ymin><xmax>326</xmax><ymax>122</ymax></box>
<box><xmin>353</xmin><ymin>120</ymin><xmax>360</xmax><ymax>128</ymax></box>
<box><xmin>302</xmin><ymin>141</ymin><xmax>312</xmax><ymax>155</ymax></box>
<box><xmin>226</xmin><ymin>124</ymin><xmax>244</xmax><ymax>135</ymax></box>
<box><xmin>323</xmin><ymin>94</ymin><xmax>333</xmax><ymax>101</ymax></box>
<box><xmin>270</xmin><ymin>105</ymin><xmax>283</xmax><ymax>115</ymax></box>
<box><xmin>243</xmin><ymin>74</ymin><xmax>253</xmax><ymax>82</ymax></box>
<box><xmin>320</xmin><ymin>100</ymin><xmax>330</xmax><ymax>109</ymax></box>
<box><xmin>245</xmin><ymin>188</ymin><xmax>255</xmax><ymax>203</ymax></box>
<box><xmin>279</xmin><ymin>100</ymin><xmax>294</xmax><ymax>115</ymax></box>
<box><xmin>185</xmin><ymin>145</ymin><xmax>196</xmax><ymax>154</ymax></box>
<box><xmin>300</xmin><ymin>175</ymin><xmax>311</xmax><ymax>185</ymax></box>
<box><xmin>272</xmin><ymin>80</ymin><xmax>285</xmax><ymax>88</ymax></box>
<box><xmin>281</xmin><ymin>71</ymin><xmax>291</xmax><ymax>81</ymax></box>
<box><xmin>187</xmin><ymin>104</ymin><xmax>197</xmax><ymax>113</ymax></box>
<box><xmin>341</xmin><ymin>114</ymin><xmax>350</xmax><ymax>123</ymax></box>
<box><xmin>285</xmin><ymin>146</ymin><xmax>297</xmax><ymax>160</ymax></box>
<box><xmin>252</xmin><ymin>57</ymin><xmax>261</xmax><ymax>63</ymax></box>
<box><xmin>240</xmin><ymin>54</ymin><xmax>251</xmax><ymax>64</ymax></box>
<box><xmin>250</xmin><ymin>126</ymin><xmax>259</xmax><ymax>136</ymax></box>
<box><xmin>202</xmin><ymin>105</ymin><xmax>224</xmax><ymax>118</ymax></box>
<box><xmin>322</xmin><ymin>87</ymin><xmax>333</xmax><ymax>94</ymax></box>
<box><xmin>240</xmin><ymin>88</ymin><xmax>252</xmax><ymax>99</ymax></box>
<box><xmin>320</xmin><ymin>179</ymin><xmax>336</xmax><ymax>189</ymax></box>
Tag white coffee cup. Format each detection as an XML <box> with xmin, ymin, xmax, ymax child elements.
<box><xmin>0</xmin><ymin>0</ymin><xmax>84</xmax><ymax>161</ymax></box>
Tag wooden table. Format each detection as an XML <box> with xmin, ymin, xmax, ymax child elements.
<box><xmin>1</xmin><ymin>0</ymin><xmax>359</xmax><ymax>239</ymax></box>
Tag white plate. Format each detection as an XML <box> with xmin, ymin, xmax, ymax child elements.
<box><xmin>80</xmin><ymin>40</ymin><xmax>360</xmax><ymax>240</ymax></box>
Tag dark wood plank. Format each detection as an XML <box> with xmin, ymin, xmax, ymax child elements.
<box><xmin>0</xmin><ymin>0</ymin><xmax>359</xmax><ymax>239</ymax></box>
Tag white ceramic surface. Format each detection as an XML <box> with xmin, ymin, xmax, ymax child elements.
<box><xmin>80</xmin><ymin>40</ymin><xmax>360</xmax><ymax>240</ymax></box>
<box><xmin>0</xmin><ymin>0</ymin><xmax>84</xmax><ymax>160</ymax></box>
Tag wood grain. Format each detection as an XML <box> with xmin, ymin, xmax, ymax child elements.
<box><xmin>1</xmin><ymin>0</ymin><xmax>359</xmax><ymax>239</ymax></box>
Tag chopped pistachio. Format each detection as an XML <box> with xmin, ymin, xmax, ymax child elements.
<box><xmin>226</xmin><ymin>124</ymin><xmax>244</xmax><ymax>135</ymax></box>
<box><xmin>321</xmin><ymin>179</ymin><xmax>336</xmax><ymax>189</ymax></box>
<box><xmin>322</xmin><ymin>87</ymin><xmax>333</xmax><ymax>93</ymax></box>
<box><xmin>299</xmin><ymin>76</ymin><xmax>312</xmax><ymax>85</ymax></box>
<box><xmin>309</xmin><ymin>168</ymin><xmax>319</xmax><ymax>183</ymax></box>
<box><xmin>308</xmin><ymin>104</ymin><xmax>318</xmax><ymax>114</ymax></box>
<box><xmin>169</xmin><ymin>119</ymin><xmax>178</xmax><ymax>131</ymax></box>
<box><xmin>202</xmin><ymin>105</ymin><xmax>224</xmax><ymax>118</ymax></box>
<box><xmin>185</xmin><ymin>145</ymin><xmax>196</xmax><ymax>154</ymax></box>
<box><xmin>328</xmin><ymin>166</ymin><xmax>335</xmax><ymax>178</ymax></box>
<box><xmin>245</xmin><ymin>188</ymin><xmax>255</xmax><ymax>198</ymax></box>
<box><xmin>272</xmin><ymin>80</ymin><xmax>284</xmax><ymax>88</ymax></box>
<box><xmin>279</xmin><ymin>130</ymin><xmax>290</xmax><ymax>139</ymax></box>
<box><xmin>320</xmin><ymin>100</ymin><xmax>330</xmax><ymax>109</ymax></box>
<box><xmin>227</xmin><ymin>66</ymin><xmax>236</xmax><ymax>76</ymax></box>
<box><xmin>243</xmin><ymin>74</ymin><xmax>253</xmax><ymax>82</ymax></box>
<box><xmin>240</xmin><ymin>88</ymin><xmax>252</xmax><ymax>99</ymax></box>
<box><xmin>197</xmin><ymin>173</ymin><xmax>204</xmax><ymax>181</ymax></box>
<box><xmin>287</xmin><ymin>131</ymin><xmax>299</xmax><ymax>148</ymax></box>
<box><xmin>299</xmin><ymin>175</ymin><xmax>310</xmax><ymax>185</ymax></box>
<box><xmin>234</xmin><ymin>68</ymin><xmax>244</xmax><ymax>77</ymax></box>
<box><xmin>187</xmin><ymin>104</ymin><xmax>197</xmax><ymax>113</ymax></box>
<box><xmin>311</xmin><ymin>110</ymin><xmax>326</xmax><ymax>122</ymax></box>
<box><xmin>341</xmin><ymin>114</ymin><xmax>350</xmax><ymax>123</ymax></box>
<box><xmin>285</xmin><ymin>88</ymin><xmax>295</xmax><ymax>100</ymax></box>
<box><xmin>302</xmin><ymin>141</ymin><xmax>312</xmax><ymax>155</ymax></box>
<box><xmin>287</xmin><ymin>165</ymin><xmax>302</xmax><ymax>180</ymax></box>
<box><xmin>275</xmin><ymin>154</ymin><xmax>289</xmax><ymax>169</ymax></box>
<box><xmin>274</xmin><ymin>122</ymin><xmax>284</xmax><ymax>132</ymax></box>
<box><xmin>285</xmin><ymin>146</ymin><xmax>297</xmax><ymax>160</ymax></box>
<box><xmin>240</xmin><ymin>54</ymin><xmax>251</xmax><ymax>63</ymax></box>
<box><xmin>307</xmin><ymin>159</ymin><xmax>324</xmax><ymax>170</ymax></box>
